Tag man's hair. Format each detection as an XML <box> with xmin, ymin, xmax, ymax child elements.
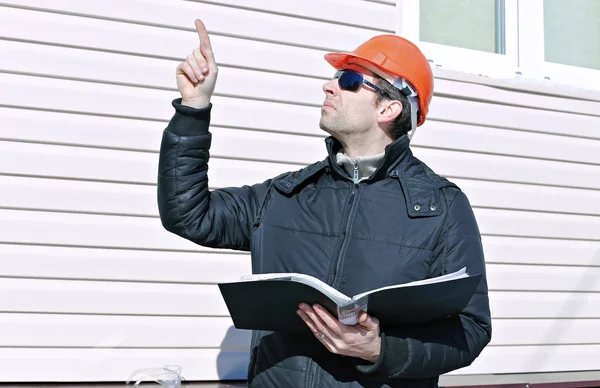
<box><xmin>372</xmin><ymin>74</ymin><xmax>413</xmax><ymax>140</ymax></box>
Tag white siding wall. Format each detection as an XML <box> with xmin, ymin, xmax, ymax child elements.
<box><xmin>0</xmin><ymin>0</ymin><xmax>599</xmax><ymax>384</ymax></box>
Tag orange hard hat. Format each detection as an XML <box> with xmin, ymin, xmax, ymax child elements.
<box><xmin>324</xmin><ymin>34</ymin><xmax>433</xmax><ymax>127</ymax></box>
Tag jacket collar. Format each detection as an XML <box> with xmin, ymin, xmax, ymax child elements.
<box><xmin>274</xmin><ymin>135</ymin><xmax>411</xmax><ymax>195</ymax></box>
<box><xmin>273</xmin><ymin>159</ymin><xmax>328</xmax><ymax>195</ymax></box>
<box><xmin>274</xmin><ymin>135</ymin><xmax>458</xmax><ymax>219</ymax></box>
<box><xmin>325</xmin><ymin>134</ymin><xmax>411</xmax><ymax>182</ymax></box>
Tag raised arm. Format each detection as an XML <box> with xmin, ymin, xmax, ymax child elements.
<box><xmin>157</xmin><ymin>20</ymin><xmax>270</xmax><ymax>250</ymax></box>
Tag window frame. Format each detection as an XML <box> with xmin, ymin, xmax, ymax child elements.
<box><xmin>517</xmin><ymin>0</ymin><xmax>600</xmax><ymax>91</ymax></box>
<box><xmin>396</xmin><ymin>0</ymin><xmax>600</xmax><ymax>92</ymax></box>
<box><xmin>396</xmin><ymin>0</ymin><xmax>519</xmax><ymax>78</ymax></box>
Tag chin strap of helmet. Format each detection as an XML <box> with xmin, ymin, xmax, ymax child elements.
<box><xmin>393</xmin><ymin>78</ymin><xmax>420</xmax><ymax>141</ymax></box>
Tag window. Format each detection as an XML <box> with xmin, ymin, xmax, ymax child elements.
<box><xmin>396</xmin><ymin>0</ymin><xmax>600</xmax><ymax>91</ymax></box>
<box><xmin>397</xmin><ymin>0</ymin><xmax>519</xmax><ymax>78</ymax></box>
<box><xmin>544</xmin><ymin>0</ymin><xmax>600</xmax><ymax>71</ymax></box>
<box><xmin>420</xmin><ymin>0</ymin><xmax>502</xmax><ymax>54</ymax></box>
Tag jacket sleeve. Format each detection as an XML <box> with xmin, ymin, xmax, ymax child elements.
<box><xmin>355</xmin><ymin>187</ymin><xmax>492</xmax><ymax>378</ymax></box>
<box><xmin>157</xmin><ymin>98</ymin><xmax>271</xmax><ymax>251</ymax></box>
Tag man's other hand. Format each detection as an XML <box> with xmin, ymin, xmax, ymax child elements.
<box><xmin>297</xmin><ymin>303</ymin><xmax>382</xmax><ymax>363</ymax></box>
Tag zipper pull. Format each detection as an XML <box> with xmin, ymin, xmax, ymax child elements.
<box><xmin>352</xmin><ymin>162</ymin><xmax>359</xmax><ymax>184</ymax></box>
<box><xmin>348</xmin><ymin>185</ymin><xmax>358</xmax><ymax>204</ymax></box>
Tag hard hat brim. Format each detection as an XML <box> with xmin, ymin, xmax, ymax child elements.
<box><xmin>324</xmin><ymin>52</ymin><xmax>386</xmax><ymax>74</ymax></box>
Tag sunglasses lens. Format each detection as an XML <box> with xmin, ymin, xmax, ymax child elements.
<box><xmin>337</xmin><ymin>71</ymin><xmax>362</xmax><ymax>92</ymax></box>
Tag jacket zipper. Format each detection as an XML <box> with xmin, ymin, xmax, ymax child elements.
<box><xmin>327</xmin><ymin>162</ymin><xmax>360</xmax><ymax>287</ymax></box>
<box><xmin>307</xmin><ymin>164</ymin><xmax>360</xmax><ymax>387</ymax></box>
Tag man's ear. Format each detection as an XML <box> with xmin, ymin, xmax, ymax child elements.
<box><xmin>377</xmin><ymin>100</ymin><xmax>402</xmax><ymax>125</ymax></box>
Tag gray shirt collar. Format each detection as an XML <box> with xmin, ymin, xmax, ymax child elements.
<box><xmin>336</xmin><ymin>152</ymin><xmax>385</xmax><ymax>184</ymax></box>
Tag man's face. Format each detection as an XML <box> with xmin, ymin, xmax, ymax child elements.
<box><xmin>319</xmin><ymin>63</ymin><xmax>381</xmax><ymax>138</ymax></box>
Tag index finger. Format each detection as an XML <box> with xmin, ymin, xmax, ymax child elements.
<box><xmin>313</xmin><ymin>304</ymin><xmax>347</xmax><ymax>336</ymax></box>
<box><xmin>194</xmin><ymin>19</ymin><xmax>213</xmax><ymax>50</ymax></box>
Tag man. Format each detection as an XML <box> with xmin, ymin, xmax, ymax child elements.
<box><xmin>158</xmin><ymin>19</ymin><xmax>491</xmax><ymax>388</ymax></box>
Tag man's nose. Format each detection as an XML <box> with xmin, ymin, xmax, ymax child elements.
<box><xmin>323</xmin><ymin>78</ymin><xmax>339</xmax><ymax>96</ymax></box>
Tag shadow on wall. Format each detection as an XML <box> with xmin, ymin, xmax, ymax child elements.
<box><xmin>525</xmin><ymin>247</ymin><xmax>600</xmax><ymax>372</ymax></box>
<box><xmin>216</xmin><ymin>325</ymin><xmax>251</xmax><ymax>383</ymax></box>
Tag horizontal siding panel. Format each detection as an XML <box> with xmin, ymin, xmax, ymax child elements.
<box><xmin>0</xmin><ymin>73</ymin><xmax>321</xmax><ymax>135</ymax></box>
<box><xmin>0</xmin><ymin>112</ymin><xmax>326</xmax><ymax>166</ymax></box>
<box><xmin>190</xmin><ymin>0</ymin><xmax>396</xmax><ymax>30</ymax></box>
<box><xmin>0</xmin><ymin>176</ymin><xmax>162</xmax><ymax>216</ymax></box>
<box><xmin>2</xmin><ymin>277</ymin><xmax>599</xmax><ymax>318</ymax></box>
<box><xmin>428</xmin><ymin>96</ymin><xmax>600</xmax><ymax>140</ymax></box>
<box><xmin>0</xmin><ymin>209</ymin><xmax>210</xmax><ymax>251</ymax></box>
<box><xmin>2</xmin><ymin>314</ymin><xmax>597</xmax><ymax>348</ymax></box>
<box><xmin>0</xmin><ymin>39</ymin><xmax>326</xmax><ymax>115</ymax></box>
<box><xmin>417</xmin><ymin>121</ymin><xmax>600</xmax><ymax>165</ymax></box>
<box><xmin>0</xmin><ymin>348</ymin><xmax>249</xmax><ymax>381</ymax></box>
<box><xmin>487</xmin><ymin>264</ymin><xmax>600</xmax><ymax>292</ymax></box>
<box><xmin>451</xmin><ymin>344</ymin><xmax>600</xmax><ymax>375</ymax></box>
<box><xmin>4</xmin><ymin>99</ymin><xmax>599</xmax><ymax>170</ymax></box>
<box><xmin>0</xmin><ymin>140</ymin><xmax>297</xmax><ymax>187</ymax></box>
<box><xmin>434</xmin><ymin>78</ymin><xmax>600</xmax><ymax>118</ymax></box>
<box><xmin>0</xmin><ymin>0</ymin><xmax>386</xmax><ymax>50</ymax></box>
<box><xmin>3</xmin><ymin>137</ymin><xmax>599</xmax><ymax>191</ymax></box>
<box><xmin>0</xmin><ymin>107</ymin><xmax>167</xmax><ymax>152</ymax></box>
<box><xmin>474</xmin><ymin>209</ymin><xmax>600</xmax><ymax>241</ymax></box>
<box><xmin>413</xmin><ymin>147</ymin><xmax>600</xmax><ymax>190</ymax></box>
<box><xmin>3</xmin><ymin>175</ymin><xmax>600</xmax><ymax>220</ymax></box>
<box><xmin>490</xmin><ymin>292</ymin><xmax>600</xmax><ymax>319</ymax></box>
<box><xmin>1</xmin><ymin>207</ymin><xmax>599</xmax><ymax>251</ymax></box>
<box><xmin>3</xmin><ymin>71</ymin><xmax>599</xmax><ymax>150</ymax></box>
<box><xmin>0</xmin><ymin>244</ymin><xmax>250</xmax><ymax>284</ymax></box>
<box><xmin>0</xmin><ymin>278</ymin><xmax>230</xmax><ymax>316</ymax></box>
<box><xmin>3</xmin><ymin>243</ymin><xmax>598</xmax><ymax>292</ymax></box>
<box><xmin>0</xmin><ymin>140</ymin><xmax>162</xmax><ymax>184</ymax></box>
<box><xmin>481</xmin><ymin>236</ymin><xmax>600</xmax><ymax>266</ymax></box>
<box><xmin>454</xmin><ymin>179</ymin><xmax>600</xmax><ymax>216</ymax></box>
<box><xmin>0</xmin><ymin>314</ymin><xmax>250</xmax><ymax>348</ymax></box>
<box><xmin>3</xmin><ymin>92</ymin><xmax>599</xmax><ymax>168</ymax></box>
<box><xmin>0</xmin><ymin>7</ymin><xmax>332</xmax><ymax>83</ymax></box>
<box><xmin>0</xmin><ymin>345</ymin><xmax>598</xmax><ymax>381</ymax></box>
<box><xmin>491</xmin><ymin>319</ymin><xmax>600</xmax><ymax>346</ymax></box>
<box><xmin>2</xmin><ymin>239</ymin><xmax>598</xmax><ymax>283</ymax></box>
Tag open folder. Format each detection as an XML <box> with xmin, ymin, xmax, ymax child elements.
<box><xmin>218</xmin><ymin>267</ymin><xmax>481</xmax><ymax>335</ymax></box>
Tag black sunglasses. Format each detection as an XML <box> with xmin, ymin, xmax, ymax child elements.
<box><xmin>333</xmin><ymin>69</ymin><xmax>390</xmax><ymax>98</ymax></box>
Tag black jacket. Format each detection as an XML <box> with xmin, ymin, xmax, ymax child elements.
<box><xmin>158</xmin><ymin>99</ymin><xmax>492</xmax><ymax>387</ymax></box>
